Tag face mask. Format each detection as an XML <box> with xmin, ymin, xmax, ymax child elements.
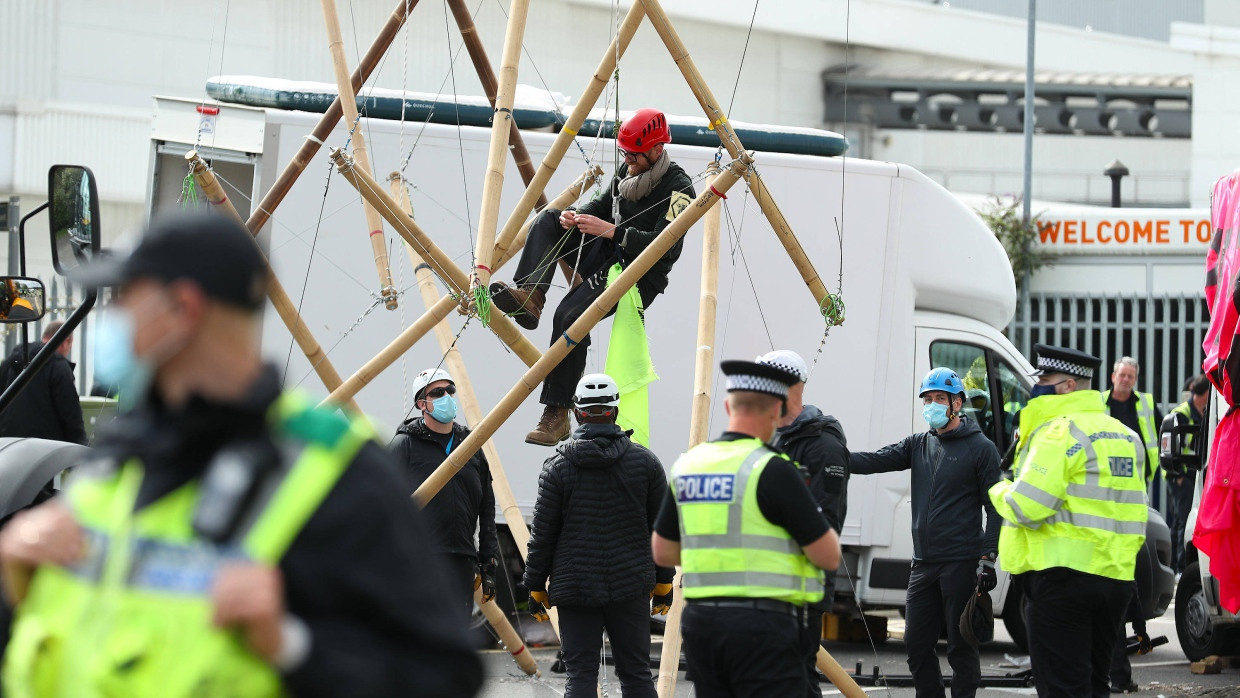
<box><xmin>93</xmin><ymin>308</ymin><xmax>153</xmax><ymax>410</ymax></box>
<box><xmin>922</xmin><ymin>402</ymin><xmax>950</xmax><ymax>429</ymax></box>
<box><xmin>427</xmin><ymin>394</ymin><xmax>458</xmax><ymax>424</ymax></box>
<box><xmin>1029</xmin><ymin>380</ymin><xmax>1067</xmax><ymax>399</ymax></box>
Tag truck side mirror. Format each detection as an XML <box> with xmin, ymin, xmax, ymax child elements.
<box><xmin>0</xmin><ymin>277</ymin><xmax>46</xmax><ymax>323</ymax></box>
<box><xmin>47</xmin><ymin>165</ymin><xmax>101</xmax><ymax>276</ymax></box>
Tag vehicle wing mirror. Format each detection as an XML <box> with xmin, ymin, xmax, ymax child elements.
<box><xmin>48</xmin><ymin>165</ymin><xmax>101</xmax><ymax>276</ymax></box>
<box><xmin>0</xmin><ymin>277</ymin><xmax>46</xmax><ymax>323</ymax></box>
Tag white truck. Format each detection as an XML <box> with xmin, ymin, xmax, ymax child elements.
<box><xmin>145</xmin><ymin>91</ymin><xmax>1171</xmax><ymax>643</ymax></box>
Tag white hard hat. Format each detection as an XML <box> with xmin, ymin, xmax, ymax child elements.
<box><xmin>574</xmin><ymin>373</ymin><xmax>620</xmax><ymax>408</ymax></box>
<box><xmin>412</xmin><ymin>367</ymin><xmax>454</xmax><ymax>400</ymax></box>
<box><xmin>756</xmin><ymin>349</ymin><xmax>809</xmax><ymax>384</ymax></box>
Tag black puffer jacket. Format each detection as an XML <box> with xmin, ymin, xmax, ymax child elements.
<box><xmin>850</xmin><ymin>416</ymin><xmax>1001</xmax><ymax>562</ymax></box>
<box><xmin>572</xmin><ymin>160</ymin><xmax>696</xmax><ymax>297</ymax></box>
<box><xmin>523</xmin><ymin>422</ymin><xmax>674</xmax><ymax>606</ymax></box>
<box><xmin>389</xmin><ymin>418</ymin><xmax>498</xmax><ymax>562</ymax></box>
<box><xmin>0</xmin><ymin>341</ymin><xmax>87</xmax><ymax>444</ymax></box>
<box><xmin>775</xmin><ymin>405</ymin><xmax>849</xmax><ymax>533</ymax></box>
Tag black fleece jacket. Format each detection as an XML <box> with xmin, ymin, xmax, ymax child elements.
<box><xmin>0</xmin><ymin>341</ymin><xmax>87</xmax><ymax>444</ymax></box>
<box><xmin>850</xmin><ymin>416</ymin><xmax>1001</xmax><ymax>562</ymax></box>
<box><xmin>572</xmin><ymin>161</ymin><xmax>696</xmax><ymax>297</ymax></box>
<box><xmin>775</xmin><ymin>404</ymin><xmax>849</xmax><ymax>533</ymax></box>
<box><xmin>388</xmin><ymin>417</ymin><xmax>499</xmax><ymax>563</ymax></box>
<box><xmin>87</xmin><ymin>365</ymin><xmax>482</xmax><ymax>697</ymax></box>
<box><xmin>523</xmin><ymin>422</ymin><xmax>674</xmax><ymax>606</ymax></box>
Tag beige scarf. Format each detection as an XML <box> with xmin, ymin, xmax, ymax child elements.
<box><xmin>617</xmin><ymin>150</ymin><xmax>671</xmax><ymax>202</ymax></box>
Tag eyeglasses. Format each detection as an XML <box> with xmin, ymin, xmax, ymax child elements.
<box><xmin>619</xmin><ymin>149</ymin><xmax>641</xmax><ymax>162</ymax></box>
<box><xmin>423</xmin><ymin>385</ymin><xmax>456</xmax><ymax>399</ymax></box>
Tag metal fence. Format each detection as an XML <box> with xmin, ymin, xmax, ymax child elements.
<box><xmin>1007</xmin><ymin>292</ymin><xmax>1211</xmax><ymax>515</ymax></box>
<box><xmin>0</xmin><ymin>276</ymin><xmax>89</xmax><ymax>394</ymax></box>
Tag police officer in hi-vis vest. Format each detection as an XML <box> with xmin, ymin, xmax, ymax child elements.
<box><xmin>0</xmin><ymin>212</ymin><xmax>481</xmax><ymax>698</ymax></box>
<box><xmin>990</xmin><ymin>345</ymin><xmax>1148</xmax><ymax>698</ymax></box>
<box><xmin>651</xmin><ymin>359</ymin><xmax>840</xmax><ymax>696</ymax></box>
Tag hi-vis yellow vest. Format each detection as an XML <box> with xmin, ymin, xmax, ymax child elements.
<box><xmin>672</xmin><ymin>439</ymin><xmax>823</xmax><ymax>605</ymax></box>
<box><xmin>989</xmin><ymin>390</ymin><xmax>1148</xmax><ymax>581</ymax></box>
<box><xmin>1102</xmin><ymin>390</ymin><xmax>1160</xmax><ymax>482</ymax></box>
<box><xmin>2</xmin><ymin>392</ymin><xmax>372</xmax><ymax>698</ymax></box>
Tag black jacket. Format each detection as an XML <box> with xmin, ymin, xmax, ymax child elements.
<box><xmin>851</xmin><ymin>416</ymin><xmax>1001</xmax><ymax>562</ymax></box>
<box><xmin>572</xmin><ymin>161</ymin><xmax>696</xmax><ymax>296</ymax></box>
<box><xmin>775</xmin><ymin>405</ymin><xmax>849</xmax><ymax>533</ymax></box>
<box><xmin>523</xmin><ymin>422</ymin><xmax>674</xmax><ymax>606</ymax></box>
<box><xmin>85</xmin><ymin>365</ymin><xmax>482</xmax><ymax>697</ymax></box>
<box><xmin>0</xmin><ymin>341</ymin><xmax>87</xmax><ymax>444</ymax></box>
<box><xmin>388</xmin><ymin>417</ymin><xmax>499</xmax><ymax>563</ymax></box>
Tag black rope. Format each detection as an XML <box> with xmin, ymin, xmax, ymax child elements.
<box><xmin>726</xmin><ymin>0</ymin><xmax>761</xmax><ymax>117</ymax></box>
<box><xmin>282</xmin><ymin>158</ymin><xmax>338</xmax><ymax>384</ymax></box>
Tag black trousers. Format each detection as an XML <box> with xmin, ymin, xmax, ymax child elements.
<box><xmin>682</xmin><ymin>604</ymin><xmax>809</xmax><ymax>698</ymax></box>
<box><xmin>903</xmin><ymin>559</ymin><xmax>981</xmax><ymax>698</ymax></box>
<box><xmin>1108</xmin><ymin>581</ymin><xmax>1144</xmax><ymax>688</ymax></box>
<box><xmin>440</xmin><ymin>552</ymin><xmax>477</xmax><ymax>624</ymax></box>
<box><xmin>1166</xmin><ymin>474</ymin><xmax>1196</xmax><ymax>572</ymax></box>
<box><xmin>1024</xmin><ymin>568</ymin><xmax>1131</xmax><ymax>698</ymax></box>
<box><xmin>514</xmin><ymin>209</ymin><xmax>657</xmax><ymax>407</ymax></box>
<box><xmin>557</xmin><ymin>598</ymin><xmax>656</xmax><ymax>698</ymax></box>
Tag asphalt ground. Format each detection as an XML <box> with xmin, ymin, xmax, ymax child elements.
<box><xmin>475</xmin><ymin>598</ymin><xmax>1240</xmax><ymax>697</ymax></box>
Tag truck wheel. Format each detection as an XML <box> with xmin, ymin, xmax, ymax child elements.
<box><xmin>1176</xmin><ymin>561</ymin><xmax>1232</xmax><ymax>661</ymax></box>
<box><xmin>1001</xmin><ymin>583</ymin><xmax>1029</xmax><ymax>653</ymax></box>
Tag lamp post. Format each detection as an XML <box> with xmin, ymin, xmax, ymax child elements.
<box><xmin>1104</xmin><ymin>159</ymin><xmax>1129</xmax><ymax>208</ymax></box>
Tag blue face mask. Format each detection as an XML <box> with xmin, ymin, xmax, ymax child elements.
<box><xmin>92</xmin><ymin>309</ymin><xmax>153</xmax><ymax>410</ymax></box>
<box><xmin>1029</xmin><ymin>380</ymin><xmax>1067</xmax><ymax>399</ymax></box>
<box><xmin>428</xmin><ymin>394</ymin><xmax>458</xmax><ymax>424</ymax></box>
<box><xmin>922</xmin><ymin>401</ymin><xmax>950</xmax><ymax>429</ymax></box>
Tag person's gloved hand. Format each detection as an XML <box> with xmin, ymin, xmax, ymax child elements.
<box><xmin>976</xmin><ymin>557</ymin><xmax>997</xmax><ymax>593</ymax></box>
<box><xmin>474</xmin><ymin>557</ymin><xmax>497</xmax><ymax>604</ymax></box>
<box><xmin>528</xmin><ymin>590</ymin><xmax>550</xmax><ymax>622</ymax></box>
<box><xmin>650</xmin><ymin>583</ymin><xmax>674</xmax><ymax>616</ymax></box>
<box><xmin>1135</xmin><ymin>631</ymin><xmax>1153</xmax><ymax>655</ymax></box>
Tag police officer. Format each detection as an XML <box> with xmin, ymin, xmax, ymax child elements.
<box><xmin>990</xmin><ymin>344</ymin><xmax>1148</xmax><ymax>698</ymax></box>
<box><xmin>1160</xmin><ymin>374</ymin><xmax>1209</xmax><ymax>573</ymax></box>
<box><xmin>0</xmin><ymin>212</ymin><xmax>482</xmax><ymax>697</ymax></box>
<box><xmin>759</xmin><ymin>349</ymin><xmax>850</xmax><ymax>697</ymax></box>
<box><xmin>850</xmin><ymin>367</ymin><xmax>1001</xmax><ymax>698</ymax></box>
<box><xmin>490</xmin><ymin>108</ymin><xmax>696</xmax><ymax>446</ymax></box>
<box><xmin>390</xmin><ymin>367</ymin><xmax>499</xmax><ymax>615</ymax></box>
<box><xmin>651</xmin><ymin>359</ymin><xmax>840</xmax><ymax>696</ymax></box>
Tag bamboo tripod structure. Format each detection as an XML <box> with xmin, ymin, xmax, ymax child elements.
<box><xmin>320</xmin><ymin>0</ymin><xmax>398</xmax><ymax>310</ymax></box>
<box><xmin>185</xmin><ymin>150</ymin><xmax>361</xmax><ymax>415</ymax></box>
<box><xmin>391</xmin><ymin>176</ymin><xmax>541</xmax><ymax>675</ymax></box>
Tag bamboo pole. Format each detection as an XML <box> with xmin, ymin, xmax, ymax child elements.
<box><xmin>816</xmin><ymin>648</ymin><xmax>867</xmax><ymax>698</ymax></box>
<box><xmin>246</xmin><ymin>0</ymin><xmax>419</xmax><ymax>236</ymax></box>
<box><xmin>320</xmin><ymin>0</ymin><xmax>398</xmax><ymax>310</ymax></box>
<box><xmin>470</xmin><ymin>0</ymin><xmax>532</xmax><ymax>292</ymax></box>
<box><xmin>413</xmin><ymin>153</ymin><xmax>752</xmax><ymax>507</ymax></box>
<box><xmin>489</xmin><ymin>1</ymin><xmax>646</xmax><ymax>265</ymax></box>
<box><xmin>329</xmin><ymin>148</ymin><xmax>544</xmax><ymax>368</ymax></box>
<box><xmin>319</xmin><ymin>167</ymin><xmax>602</xmax><ymax>410</ymax></box>
<box><xmin>654</xmin><ymin>163</ymin><xmax>724</xmax><ymax>697</ymax></box>
<box><xmin>186</xmin><ymin>151</ymin><xmax>360</xmax><ymax>414</ymax></box>
<box><xmin>636</xmin><ymin>0</ymin><xmax>832</xmax><ymax>308</ymax></box>
<box><xmin>444</xmin><ymin>0</ymin><xmax>581</xmax><ymax>287</ymax></box>
<box><xmin>474</xmin><ymin>585</ymin><xmax>540</xmax><ymax>676</ymax></box>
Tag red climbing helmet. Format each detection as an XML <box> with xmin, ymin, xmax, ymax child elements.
<box><xmin>617</xmin><ymin>108</ymin><xmax>671</xmax><ymax>153</ymax></box>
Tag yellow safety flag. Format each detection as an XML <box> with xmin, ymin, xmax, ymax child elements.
<box><xmin>604</xmin><ymin>263</ymin><xmax>658</xmax><ymax>446</ymax></box>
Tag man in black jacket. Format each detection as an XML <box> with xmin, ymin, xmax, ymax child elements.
<box><xmin>490</xmin><ymin>108</ymin><xmax>696</xmax><ymax>446</ymax></box>
<box><xmin>524</xmin><ymin>373</ymin><xmax>672</xmax><ymax>697</ymax></box>
<box><xmin>850</xmin><ymin>368</ymin><xmax>1002</xmax><ymax>698</ymax></box>
<box><xmin>0</xmin><ymin>212</ymin><xmax>481</xmax><ymax>696</ymax></box>
<box><xmin>0</xmin><ymin>321</ymin><xmax>88</xmax><ymax>444</ymax></box>
<box><xmin>390</xmin><ymin>366</ymin><xmax>499</xmax><ymax>615</ymax></box>
<box><xmin>760</xmin><ymin>349</ymin><xmax>849</xmax><ymax>696</ymax></box>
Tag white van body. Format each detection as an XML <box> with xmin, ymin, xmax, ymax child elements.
<box><xmin>148</xmin><ymin>96</ymin><xmax>1037</xmax><ymax>619</ymax></box>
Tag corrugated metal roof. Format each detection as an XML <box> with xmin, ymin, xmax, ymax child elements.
<box><xmin>825</xmin><ymin>66</ymin><xmax>1191</xmax><ymax>98</ymax></box>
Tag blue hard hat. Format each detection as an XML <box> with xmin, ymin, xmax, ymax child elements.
<box><xmin>920</xmin><ymin>367</ymin><xmax>965</xmax><ymax>397</ymax></box>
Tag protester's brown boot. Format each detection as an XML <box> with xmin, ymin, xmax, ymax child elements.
<box><xmin>490</xmin><ymin>282</ymin><xmax>546</xmax><ymax>330</ymax></box>
<box><xmin>525</xmin><ymin>405</ymin><xmax>571</xmax><ymax>446</ymax></box>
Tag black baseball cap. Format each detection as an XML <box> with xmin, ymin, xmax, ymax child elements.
<box><xmin>72</xmin><ymin>211</ymin><xmax>267</xmax><ymax>310</ymax></box>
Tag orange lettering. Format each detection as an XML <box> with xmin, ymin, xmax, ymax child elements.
<box><xmin>1156</xmin><ymin>220</ymin><xmax>1169</xmax><ymax>244</ymax></box>
<box><xmin>1098</xmin><ymin>221</ymin><xmax>1112</xmax><ymax>244</ymax></box>
<box><xmin>1134</xmin><ymin>220</ymin><xmax>1153</xmax><ymax>243</ymax></box>
<box><xmin>1082</xmin><ymin>221</ymin><xmax>1095</xmax><ymax>244</ymax></box>
<box><xmin>1181</xmin><ymin>219</ymin><xmax>1194</xmax><ymax>243</ymax></box>
<box><xmin>1115</xmin><ymin>221</ymin><xmax>1130</xmax><ymax>243</ymax></box>
<box><xmin>1064</xmin><ymin>220</ymin><xmax>1078</xmax><ymax>244</ymax></box>
<box><xmin>1039</xmin><ymin>221</ymin><xmax>1060</xmax><ymax>243</ymax></box>
<box><xmin>1198</xmin><ymin>220</ymin><xmax>1213</xmax><ymax>244</ymax></box>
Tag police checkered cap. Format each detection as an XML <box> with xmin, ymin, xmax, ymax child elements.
<box><xmin>756</xmin><ymin>349</ymin><xmax>809</xmax><ymax>384</ymax></box>
<box><xmin>1031</xmin><ymin>344</ymin><xmax>1100</xmax><ymax>380</ymax></box>
<box><xmin>721</xmin><ymin>360</ymin><xmax>800</xmax><ymax>399</ymax></box>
